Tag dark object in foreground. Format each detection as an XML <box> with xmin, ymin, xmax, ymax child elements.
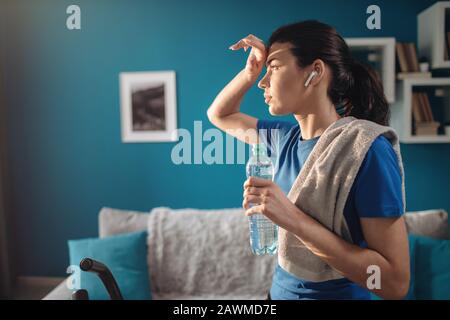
<box><xmin>72</xmin><ymin>258</ymin><xmax>124</xmax><ymax>300</ymax></box>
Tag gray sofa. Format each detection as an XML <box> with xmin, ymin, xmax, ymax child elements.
<box><xmin>44</xmin><ymin>206</ymin><xmax>277</xmax><ymax>300</ymax></box>
<box><xmin>44</xmin><ymin>207</ymin><xmax>449</xmax><ymax>300</ymax></box>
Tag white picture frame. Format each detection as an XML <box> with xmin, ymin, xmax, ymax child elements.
<box><xmin>119</xmin><ymin>71</ymin><xmax>178</xmax><ymax>142</ymax></box>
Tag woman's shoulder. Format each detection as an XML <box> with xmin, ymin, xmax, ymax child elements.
<box><xmin>353</xmin><ymin>135</ymin><xmax>404</xmax><ymax>218</ymax></box>
<box><xmin>361</xmin><ymin>135</ymin><xmax>400</xmax><ymax>174</ymax></box>
<box><xmin>368</xmin><ymin>135</ymin><xmax>396</xmax><ymax>155</ymax></box>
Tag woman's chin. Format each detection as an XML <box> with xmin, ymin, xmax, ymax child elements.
<box><xmin>268</xmin><ymin>105</ymin><xmax>286</xmax><ymax>116</ymax></box>
<box><xmin>267</xmin><ymin>104</ymin><xmax>276</xmax><ymax>115</ymax></box>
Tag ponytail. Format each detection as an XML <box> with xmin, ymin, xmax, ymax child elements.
<box><xmin>343</xmin><ymin>60</ymin><xmax>390</xmax><ymax>126</ymax></box>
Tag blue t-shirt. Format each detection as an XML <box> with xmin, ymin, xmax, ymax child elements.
<box><xmin>257</xmin><ymin>119</ymin><xmax>404</xmax><ymax>300</ymax></box>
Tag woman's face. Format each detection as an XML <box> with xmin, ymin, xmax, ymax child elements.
<box><xmin>258</xmin><ymin>42</ymin><xmax>312</xmax><ymax>116</ymax></box>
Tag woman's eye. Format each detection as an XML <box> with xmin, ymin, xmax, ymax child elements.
<box><xmin>270</xmin><ymin>65</ymin><xmax>280</xmax><ymax>71</ymax></box>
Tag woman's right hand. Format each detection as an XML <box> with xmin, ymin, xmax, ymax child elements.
<box><xmin>229</xmin><ymin>34</ymin><xmax>267</xmax><ymax>82</ymax></box>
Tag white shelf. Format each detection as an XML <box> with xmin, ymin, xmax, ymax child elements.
<box><xmin>418</xmin><ymin>1</ymin><xmax>450</xmax><ymax>69</ymax></box>
<box><xmin>400</xmin><ymin>135</ymin><xmax>450</xmax><ymax>143</ymax></box>
<box><xmin>391</xmin><ymin>77</ymin><xmax>450</xmax><ymax>143</ymax></box>
<box><xmin>345</xmin><ymin>37</ymin><xmax>396</xmax><ymax>103</ymax></box>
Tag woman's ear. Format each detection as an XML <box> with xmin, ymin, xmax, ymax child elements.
<box><xmin>309</xmin><ymin>59</ymin><xmax>326</xmax><ymax>86</ymax></box>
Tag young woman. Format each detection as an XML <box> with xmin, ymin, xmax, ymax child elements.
<box><xmin>207</xmin><ymin>20</ymin><xmax>409</xmax><ymax>300</ymax></box>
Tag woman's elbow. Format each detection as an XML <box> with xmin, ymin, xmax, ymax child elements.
<box><xmin>207</xmin><ymin>107</ymin><xmax>216</xmax><ymax>122</ymax></box>
<box><xmin>380</xmin><ymin>269</ymin><xmax>410</xmax><ymax>300</ymax></box>
<box><xmin>390</xmin><ymin>280</ymin><xmax>410</xmax><ymax>300</ymax></box>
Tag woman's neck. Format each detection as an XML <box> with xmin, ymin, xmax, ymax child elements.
<box><xmin>294</xmin><ymin>101</ymin><xmax>341</xmax><ymax>140</ymax></box>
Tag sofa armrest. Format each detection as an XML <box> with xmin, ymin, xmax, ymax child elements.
<box><xmin>42</xmin><ymin>278</ymin><xmax>72</xmax><ymax>300</ymax></box>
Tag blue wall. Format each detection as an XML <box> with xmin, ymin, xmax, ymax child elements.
<box><xmin>2</xmin><ymin>0</ymin><xmax>446</xmax><ymax>276</ymax></box>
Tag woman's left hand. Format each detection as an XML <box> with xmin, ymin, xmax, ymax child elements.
<box><xmin>242</xmin><ymin>176</ymin><xmax>303</xmax><ymax>233</ymax></box>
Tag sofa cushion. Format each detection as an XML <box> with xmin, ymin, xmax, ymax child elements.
<box><xmin>412</xmin><ymin>235</ymin><xmax>450</xmax><ymax>299</ymax></box>
<box><xmin>404</xmin><ymin>209</ymin><xmax>449</xmax><ymax>239</ymax></box>
<box><xmin>147</xmin><ymin>206</ymin><xmax>277</xmax><ymax>300</ymax></box>
<box><xmin>68</xmin><ymin>231</ymin><xmax>151</xmax><ymax>300</ymax></box>
<box><xmin>99</xmin><ymin>207</ymin><xmax>149</xmax><ymax>238</ymax></box>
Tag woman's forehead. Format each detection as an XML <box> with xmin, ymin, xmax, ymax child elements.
<box><xmin>267</xmin><ymin>48</ymin><xmax>291</xmax><ymax>60</ymax></box>
<box><xmin>267</xmin><ymin>43</ymin><xmax>295</xmax><ymax>64</ymax></box>
<box><xmin>268</xmin><ymin>42</ymin><xmax>294</xmax><ymax>54</ymax></box>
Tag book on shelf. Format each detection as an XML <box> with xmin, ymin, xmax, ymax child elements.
<box><xmin>397</xmin><ymin>72</ymin><xmax>431</xmax><ymax>79</ymax></box>
<box><xmin>396</xmin><ymin>43</ymin><xmax>419</xmax><ymax>72</ymax></box>
<box><xmin>445</xmin><ymin>32</ymin><xmax>450</xmax><ymax>61</ymax></box>
<box><xmin>415</xmin><ymin>121</ymin><xmax>441</xmax><ymax>136</ymax></box>
<box><xmin>406</xmin><ymin>43</ymin><xmax>420</xmax><ymax>72</ymax></box>
<box><xmin>411</xmin><ymin>93</ymin><xmax>425</xmax><ymax>122</ymax></box>
<box><xmin>396</xmin><ymin>42</ymin><xmax>430</xmax><ymax>78</ymax></box>
<box><xmin>411</xmin><ymin>92</ymin><xmax>434</xmax><ymax>122</ymax></box>
<box><xmin>420</xmin><ymin>93</ymin><xmax>434</xmax><ymax>121</ymax></box>
<box><xmin>411</xmin><ymin>92</ymin><xmax>440</xmax><ymax>136</ymax></box>
<box><xmin>396</xmin><ymin>43</ymin><xmax>409</xmax><ymax>72</ymax></box>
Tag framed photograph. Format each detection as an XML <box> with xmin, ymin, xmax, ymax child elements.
<box><xmin>119</xmin><ymin>71</ymin><xmax>178</xmax><ymax>142</ymax></box>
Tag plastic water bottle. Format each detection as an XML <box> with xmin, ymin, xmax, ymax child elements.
<box><xmin>246</xmin><ymin>143</ymin><xmax>278</xmax><ymax>255</ymax></box>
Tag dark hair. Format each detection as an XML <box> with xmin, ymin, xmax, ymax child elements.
<box><xmin>268</xmin><ymin>20</ymin><xmax>390</xmax><ymax>126</ymax></box>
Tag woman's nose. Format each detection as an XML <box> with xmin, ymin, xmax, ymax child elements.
<box><xmin>258</xmin><ymin>72</ymin><xmax>270</xmax><ymax>90</ymax></box>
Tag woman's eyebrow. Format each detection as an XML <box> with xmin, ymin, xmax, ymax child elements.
<box><xmin>266</xmin><ymin>57</ymin><xmax>281</xmax><ymax>67</ymax></box>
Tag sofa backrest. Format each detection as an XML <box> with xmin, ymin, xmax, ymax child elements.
<box><xmin>404</xmin><ymin>209</ymin><xmax>449</xmax><ymax>239</ymax></box>
<box><xmin>99</xmin><ymin>207</ymin><xmax>450</xmax><ymax>241</ymax></box>
<box><xmin>99</xmin><ymin>207</ymin><xmax>148</xmax><ymax>237</ymax></box>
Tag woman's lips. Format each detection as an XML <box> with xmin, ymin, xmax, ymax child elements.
<box><xmin>264</xmin><ymin>96</ymin><xmax>272</xmax><ymax>104</ymax></box>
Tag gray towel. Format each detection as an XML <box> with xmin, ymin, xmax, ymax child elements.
<box><xmin>279</xmin><ymin>116</ymin><xmax>406</xmax><ymax>282</ymax></box>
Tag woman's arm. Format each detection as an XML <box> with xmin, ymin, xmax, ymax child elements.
<box><xmin>207</xmin><ymin>70</ymin><xmax>259</xmax><ymax>144</ymax></box>
<box><xmin>243</xmin><ymin>176</ymin><xmax>410</xmax><ymax>300</ymax></box>
<box><xmin>291</xmin><ymin>210</ymin><xmax>410</xmax><ymax>300</ymax></box>
<box><xmin>207</xmin><ymin>35</ymin><xmax>266</xmax><ymax>144</ymax></box>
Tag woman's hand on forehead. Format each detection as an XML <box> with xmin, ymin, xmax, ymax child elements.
<box><xmin>229</xmin><ymin>34</ymin><xmax>265</xmax><ymax>52</ymax></box>
<box><xmin>229</xmin><ymin>34</ymin><xmax>267</xmax><ymax>81</ymax></box>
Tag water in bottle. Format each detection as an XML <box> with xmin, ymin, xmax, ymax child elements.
<box><xmin>246</xmin><ymin>143</ymin><xmax>278</xmax><ymax>255</ymax></box>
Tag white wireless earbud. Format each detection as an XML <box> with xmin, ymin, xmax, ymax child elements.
<box><xmin>304</xmin><ymin>70</ymin><xmax>318</xmax><ymax>87</ymax></box>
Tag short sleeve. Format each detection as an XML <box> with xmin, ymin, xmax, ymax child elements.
<box><xmin>256</xmin><ymin>119</ymin><xmax>296</xmax><ymax>157</ymax></box>
<box><xmin>354</xmin><ymin>136</ymin><xmax>404</xmax><ymax>218</ymax></box>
